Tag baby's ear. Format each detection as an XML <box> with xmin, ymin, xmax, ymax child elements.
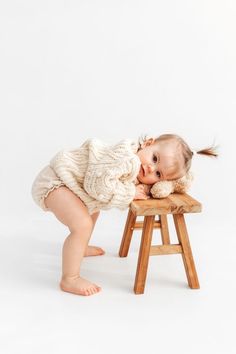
<box><xmin>138</xmin><ymin>135</ymin><xmax>156</xmax><ymax>149</ymax></box>
<box><xmin>150</xmin><ymin>172</ymin><xmax>193</xmax><ymax>198</ymax></box>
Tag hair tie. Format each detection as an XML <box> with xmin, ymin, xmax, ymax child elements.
<box><xmin>191</xmin><ymin>150</ymin><xmax>197</xmax><ymax>156</ymax></box>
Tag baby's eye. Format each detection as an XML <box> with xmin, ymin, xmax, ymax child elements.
<box><xmin>153</xmin><ymin>154</ymin><xmax>158</xmax><ymax>163</ymax></box>
<box><xmin>156</xmin><ymin>171</ymin><xmax>161</xmax><ymax>178</ymax></box>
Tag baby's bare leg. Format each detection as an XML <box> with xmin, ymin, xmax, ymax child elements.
<box><xmin>44</xmin><ymin>186</ymin><xmax>101</xmax><ymax>296</ymax></box>
<box><xmin>85</xmin><ymin>211</ymin><xmax>105</xmax><ymax>257</ymax></box>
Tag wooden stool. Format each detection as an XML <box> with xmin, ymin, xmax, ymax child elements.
<box><xmin>119</xmin><ymin>193</ymin><xmax>202</xmax><ymax>294</ymax></box>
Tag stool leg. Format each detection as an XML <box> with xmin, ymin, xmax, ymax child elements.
<box><xmin>119</xmin><ymin>209</ymin><xmax>136</xmax><ymax>257</ymax></box>
<box><xmin>159</xmin><ymin>215</ymin><xmax>170</xmax><ymax>244</ymax></box>
<box><xmin>173</xmin><ymin>214</ymin><xmax>200</xmax><ymax>289</ymax></box>
<box><xmin>134</xmin><ymin>215</ymin><xmax>155</xmax><ymax>294</ymax></box>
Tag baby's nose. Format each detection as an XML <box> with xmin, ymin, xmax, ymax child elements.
<box><xmin>147</xmin><ymin>164</ymin><xmax>155</xmax><ymax>173</ymax></box>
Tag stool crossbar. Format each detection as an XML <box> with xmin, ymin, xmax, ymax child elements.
<box><xmin>119</xmin><ymin>193</ymin><xmax>202</xmax><ymax>294</ymax></box>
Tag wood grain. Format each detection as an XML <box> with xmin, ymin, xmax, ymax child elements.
<box><xmin>130</xmin><ymin>193</ymin><xmax>202</xmax><ymax>216</ymax></box>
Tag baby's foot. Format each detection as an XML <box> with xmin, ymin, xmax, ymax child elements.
<box><xmin>60</xmin><ymin>276</ymin><xmax>101</xmax><ymax>296</ymax></box>
<box><xmin>85</xmin><ymin>245</ymin><xmax>105</xmax><ymax>257</ymax></box>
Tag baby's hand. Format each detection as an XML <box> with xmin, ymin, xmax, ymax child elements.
<box><xmin>142</xmin><ymin>184</ymin><xmax>151</xmax><ymax>195</ymax></box>
<box><xmin>134</xmin><ymin>184</ymin><xmax>150</xmax><ymax>200</ymax></box>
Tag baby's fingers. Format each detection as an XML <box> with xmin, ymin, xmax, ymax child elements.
<box><xmin>136</xmin><ymin>193</ymin><xmax>149</xmax><ymax>200</ymax></box>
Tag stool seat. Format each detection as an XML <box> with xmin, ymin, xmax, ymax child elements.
<box><xmin>119</xmin><ymin>193</ymin><xmax>202</xmax><ymax>294</ymax></box>
<box><xmin>130</xmin><ymin>193</ymin><xmax>202</xmax><ymax>216</ymax></box>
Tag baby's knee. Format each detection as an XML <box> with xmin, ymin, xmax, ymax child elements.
<box><xmin>69</xmin><ymin>216</ymin><xmax>94</xmax><ymax>234</ymax></box>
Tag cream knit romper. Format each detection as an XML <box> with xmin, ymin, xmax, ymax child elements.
<box><xmin>31</xmin><ymin>165</ymin><xmax>65</xmax><ymax>211</ymax></box>
<box><xmin>31</xmin><ymin>139</ymin><xmax>140</xmax><ymax>214</ymax></box>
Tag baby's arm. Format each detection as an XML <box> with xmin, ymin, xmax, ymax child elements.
<box><xmin>134</xmin><ymin>183</ymin><xmax>151</xmax><ymax>200</ymax></box>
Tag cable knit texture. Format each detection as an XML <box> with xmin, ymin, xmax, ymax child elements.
<box><xmin>49</xmin><ymin>139</ymin><xmax>141</xmax><ymax>214</ymax></box>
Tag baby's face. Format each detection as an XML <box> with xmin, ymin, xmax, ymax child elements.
<box><xmin>136</xmin><ymin>141</ymin><xmax>185</xmax><ymax>185</ymax></box>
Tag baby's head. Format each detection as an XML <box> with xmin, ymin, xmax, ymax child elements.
<box><xmin>136</xmin><ymin>134</ymin><xmax>217</xmax><ymax>185</ymax></box>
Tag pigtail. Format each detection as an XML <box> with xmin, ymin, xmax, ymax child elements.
<box><xmin>195</xmin><ymin>145</ymin><xmax>219</xmax><ymax>158</ymax></box>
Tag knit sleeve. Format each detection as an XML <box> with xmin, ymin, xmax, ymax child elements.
<box><xmin>84</xmin><ymin>157</ymin><xmax>139</xmax><ymax>203</ymax></box>
<box><xmin>83</xmin><ymin>140</ymin><xmax>140</xmax><ymax>208</ymax></box>
<box><xmin>108</xmin><ymin>177</ymin><xmax>137</xmax><ymax>209</ymax></box>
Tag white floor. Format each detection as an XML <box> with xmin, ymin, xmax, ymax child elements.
<box><xmin>1</xmin><ymin>209</ymin><xmax>235</xmax><ymax>354</ymax></box>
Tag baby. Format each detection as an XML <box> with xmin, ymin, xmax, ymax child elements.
<box><xmin>31</xmin><ymin>134</ymin><xmax>217</xmax><ymax>296</ymax></box>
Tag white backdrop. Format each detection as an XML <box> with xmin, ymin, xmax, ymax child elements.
<box><xmin>0</xmin><ymin>1</ymin><xmax>235</xmax><ymax>223</ymax></box>
<box><xmin>0</xmin><ymin>2</ymin><xmax>236</xmax><ymax>353</ymax></box>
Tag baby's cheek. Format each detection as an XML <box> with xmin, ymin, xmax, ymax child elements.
<box><xmin>149</xmin><ymin>176</ymin><xmax>159</xmax><ymax>184</ymax></box>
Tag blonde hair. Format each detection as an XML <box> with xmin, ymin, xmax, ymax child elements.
<box><xmin>154</xmin><ymin>134</ymin><xmax>218</xmax><ymax>173</ymax></box>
